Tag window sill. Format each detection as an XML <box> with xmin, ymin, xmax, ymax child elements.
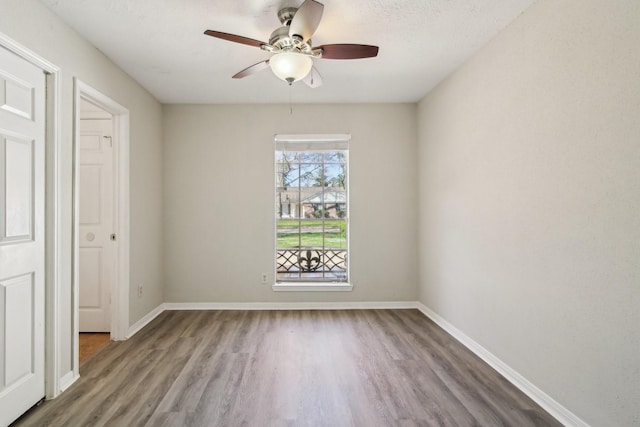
<box><xmin>272</xmin><ymin>283</ymin><xmax>353</xmax><ymax>292</ymax></box>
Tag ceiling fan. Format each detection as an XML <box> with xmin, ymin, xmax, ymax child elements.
<box><xmin>204</xmin><ymin>0</ymin><xmax>379</xmax><ymax>88</ymax></box>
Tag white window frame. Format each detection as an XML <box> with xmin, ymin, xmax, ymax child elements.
<box><xmin>273</xmin><ymin>134</ymin><xmax>352</xmax><ymax>292</ymax></box>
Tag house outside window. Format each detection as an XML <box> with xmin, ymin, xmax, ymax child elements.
<box><xmin>275</xmin><ymin>134</ymin><xmax>349</xmax><ymax>284</ymax></box>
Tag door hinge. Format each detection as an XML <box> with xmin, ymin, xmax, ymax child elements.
<box><xmin>103</xmin><ymin>135</ymin><xmax>113</xmax><ymax>147</ymax></box>
<box><xmin>110</xmin><ymin>233</ymin><xmax>116</xmax><ymax>241</ymax></box>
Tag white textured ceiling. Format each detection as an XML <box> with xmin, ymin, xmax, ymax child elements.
<box><xmin>40</xmin><ymin>0</ymin><xmax>535</xmax><ymax>104</ymax></box>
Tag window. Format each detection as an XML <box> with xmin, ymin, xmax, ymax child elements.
<box><xmin>275</xmin><ymin>134</ymin><xmax>349</xmax><ymax>284</ymax></box>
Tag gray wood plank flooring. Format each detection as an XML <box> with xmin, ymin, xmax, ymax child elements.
<box><xmin>14</xmin><ymin>310</ymin><xmax>561</xmax><ymax>426</ymax></box>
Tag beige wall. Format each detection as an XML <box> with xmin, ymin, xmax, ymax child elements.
<box><xmin>0</xmin><ymin>0</ymin><xmax>164</xmax><ymax>381</ymax></box>
<box><xmin>3</xmin><ymin>0</ymin><xmax>638</xmax><ymax>424</ymax></box>
<box><xmin>163</xmin><ymin>104</ymin><xmax>418</xmax><ymax>303</ymax></box>
<box><xmin>417</xmin><ymin>1</ymin><xmax>640</xmax><ymax>426</ymax></box>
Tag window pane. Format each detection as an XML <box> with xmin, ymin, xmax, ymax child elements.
<box><xmin>299</xmin><ymin>221</ymin><xmax>321</xmax><ymax>247</ymax></box>
<box><xmin>276</xmin><ymin>191</ymin><xmax>297</xmax><ymax>219</ymax></box>
<box><xmin>324</xmin><ymin>163</ymin><xmax>345</xmax><ymax>188</ymax></box>
<box><xmin>324</xmin><ymin>151</ymin><xmax>345</xmax><ymax>164</ymax></box>
<box><xmin>298</xmin><ymin>152</ymin><xmax>322</xmax><ymax>163</ymax></box>
<box><xmin>277</xmin><ymin>151</ymin><xmax>298</xmax><ymax>163</ymax></box>
<box><xmin>299</xmin><ymin>163</ymin><xmax>322</xmax><ymax>187</ymax></box>
<box><xmin>277</xmin><ymin>220</ymin><xmax>299</xmax><ymax>248</ymax></box>
<box><xmin>324</xmin><ymin>220</ymin><xmax>346</xmax><ymax>249</ymax></box>
<box><xmin>278</xmin><ymin>163</ymin><xmax>300</xmax><ymax>188</ymax></box>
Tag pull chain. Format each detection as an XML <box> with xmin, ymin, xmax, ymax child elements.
<box><xmin>289</xmin><ymin>82</ymin><xmax>293</xmax><ymax>115</ymax></box>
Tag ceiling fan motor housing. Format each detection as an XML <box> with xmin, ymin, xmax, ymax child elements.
<box><xmin>277</xmin><ymin>7</ymin><xmax>298</xmax><ymax>25</ymax></box>
<box><xmin>270</xmin><ymin>22</ymin><xmax>312</xmax><ymax>53</ymax></box>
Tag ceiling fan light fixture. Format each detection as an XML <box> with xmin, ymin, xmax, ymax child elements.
<box><xmin>204</xmin><ymin>0</ymin><xmax>379</xmax><ymax>88</ymax></box>
<box><xmin>269</xmin><ymin>52</ymin><xmax>313</xmax><ymax>84</ymax></box>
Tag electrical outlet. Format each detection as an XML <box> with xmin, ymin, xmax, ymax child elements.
<box><xmin>261</xmin><ymin>273</ymin><xmax>268</xmax><ymax>284</ymax></box>
<box><xmin>138</xmin><ymin>284</ymin><xmax>143</xmax><ymax>298</ymax></box>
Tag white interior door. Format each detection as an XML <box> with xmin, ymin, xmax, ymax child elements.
<box><xmin>79</xmin><ymin>113</ymin><xmax>114</xmax><ymax>333</ymax></box>
<box><xmin>0</xmin><ymin>46</ymin><xmax>46</xmax><ymax>426</ymax></box>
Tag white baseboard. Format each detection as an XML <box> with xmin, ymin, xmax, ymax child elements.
<box><xmin>126</xmin><ymin>303</ymin><xmax>165</xmax><ymax>339</ymax></box>
<box><xmin>126</xmin><ymin>301</ymin><xmax>417</xmax><ymax>339</ymax></box>
<box><xmin>125</xmin><ymin>301</ymin><xmax>417</xmax><ymax>340</ymax></box>
<box><xmin>415</xmin><ymin>303</ymin><xmax>588</xmax><ymax>427</ymax></box>
<box><xmin>162</xmin><ymin>301</ymin><xmax>418</xmax><ymax>311</ymax></box>
<box><xmin>58</xmin><ymin>371</ymin><xmax>78</xmax><ymax>394</ymax></box>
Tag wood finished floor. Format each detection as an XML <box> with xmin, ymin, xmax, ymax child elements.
<box><xmin>79</xmin><ymin>333</ymin><xmax>111</xmax><ymax>363</ymax></box>
<box><xmin>15</xmin><ymin>310</ymin><xmax>561</xmax><ymax>427</ymax></box>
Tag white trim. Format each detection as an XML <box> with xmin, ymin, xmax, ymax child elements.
<box><xmin>71</xmin><ymin>84</ymin><xmax>80</xmax><ymax>378</ymax></box>
<box><xmin>0</xmin><ymin>32</ymin><xmax>63</xmax><ymax>399</ymax></box>
<box><xmin>44</xmin><ymin>67</ymin><xmax>62</xmax><ymax>401</ymax></box>
<box><xmin>272</xmin><ymin>283</ymin><xmax>353</xmax><ymax>292</ymax></box>
<box><xmin>123</xmin><ymin>302</ymin><xmax>417</xmax><ymax>339</ymax></box>
<box><xmin>274</xmin><ymin>134</ymin><xmax>351</xmax><ymax>142</ymax></box>
<box><xmin>58</xmin><ymin>371</ymin><xmax>78</xmax><ymax>394</ymax></box>
<box><xmin>163</xmin><ymin>301</ymin><xmax>418</xmax><ymax>311</ymax></box>
<box><xmin>415</xmin><ymin>303</ymin><xmax>589</xmax><ymax>427</ymax></box>
<box><xmin>72</xmin><ymin>80</ymin><xmax>130</xmax><ymax>379</ymax></box>
<box><xmin>114</xmin><ymin>113</ymin><xmax>130</xmax><ymax>340</ymax></box>
<box><xmin>0</xmin><ymin>33</ymin><xmax>59</xmax><ymax>73</ymax></box>
<box><xmin>126</xmin><ymin>304</ymin><xmax>164</xmax><ymax>339</ymax></box>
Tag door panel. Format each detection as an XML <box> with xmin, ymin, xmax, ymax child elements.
<box><xmin>79</xmin><ymin>165</ymin><xmax>102</xmax><ymax>225</ymax></box>
<box><xmin>79</xmin><ymin>248</ymin><xmax>104</xmax><ymax>308</ymax></box>
<box><xmin>0</xmin><ymin>46</ymin><xmax>45</xmax><ymax>427</ymax></box>
<box><xmin>1</xmin><ymin>274</ymin><xmax>35</xmax><ymax>386</ymax></box>
<box><xmin>0</xmin><ymin>70</ymin><xmax>34</xmax><ymax>120</ymax></box>
<box><xmin>2</xmin><ymin>136</ymin><xmax>33</xmax><ymax>239</ymax></box>
<box><xmin>79</xmin><ymin>117</ymin><xmax>113</xmax><ymax>333</ymax></box>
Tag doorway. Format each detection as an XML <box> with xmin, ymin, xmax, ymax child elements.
<box><xmin>78</xmin><ymin>99</ymin><xmax>114</xmax><ymax>362</ymax></box>
<box><xmin>78</xmin><ymin>98</ymin><xmax>113</xmax><ymax>335</ymax></box>
<box><xmin>73</xmin><ymin>80</ymin><xmax>130</xmax><ymax>376</ymax></box>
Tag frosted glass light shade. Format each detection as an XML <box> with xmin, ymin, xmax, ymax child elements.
<box><xmin>270</xmin><ymin>52</ymin><xmax>313</xmax><ymax>84</ymax></box>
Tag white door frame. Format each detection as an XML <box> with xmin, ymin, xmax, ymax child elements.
<box><xmin>72</xmin><ymin>79</ymin><xmax>130</xmax><ymax>376</ymax></box>
<box><xmin>0</xmin><ymin>32</ymin><xmax>61</xmax><ymax>399</ymax></box>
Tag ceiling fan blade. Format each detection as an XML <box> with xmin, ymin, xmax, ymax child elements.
<box><xmin>303</xmin><ymin>66</ymin><xmax>323</xmax><ymax>88</ymax></box>
<box><xmin>315</xmin><ymin>44</ymin><xmax>379</xmax><ymax>60</ymax></box>
<box><xmin>232</xmin><ymin>60</ymin><xmax>271</xmax><ymax>79</ymax></box>
<box><xmin>289</xmin><ymin>0</ymin><xmax>324</xmax><ymax>43</ymax></box>
<box><xmin>204</xmin><ymin>30</ymin><xmax>267</xmax><ymax>48</ymax></box>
